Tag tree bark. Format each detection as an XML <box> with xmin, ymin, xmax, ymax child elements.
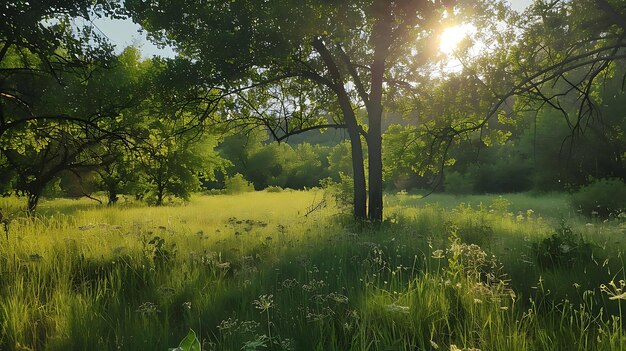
<box><xmin>367</xmin><ymin>0</ymin><xmax>392</xmax><ymax>222</ymax></box>
<box><xmin>27</xmin><ymin>192</ymin><xmax>40</xmax><ymax>216</ymax></box>
<box><xmin>312</xmin><ymin>38</ymin><xmax>367</xmax><ymax>219</ymax></box>
<box><xmin>338</xmin><ymin>95</ymin><xmax>367</xmax><ymax>220</ymax></box>
<box><xmin>367</xmin><ymin>113</ymin><xmax>383</xmax><ymax>222</ymax></box>
<box><xmin>156</xmin><ymin>185</ymin><xmax>164</xmax><ymax>206</ymax></box>
<box><xmin>107</xmin><ymin>183</ymin><xmax>118</xmax><ymax>206</ymax></box>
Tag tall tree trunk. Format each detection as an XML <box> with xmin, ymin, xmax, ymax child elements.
<box><xmin>107</xmin><ymin>187</ymin><xmax>118</xmax><ymax>206</ymax></box>
<box><xmin>156</xmin><ymin>185</ymin><xmax>164</xmax><ymax>206</ymax></box>
<box><xmin>343</xmin><ymin>108</ymin><xmax>367</xmax><ymax>220</ymax></box>
<box><xmin>335</xmin><ymin>83</ymin><xmax>367</xmax><ymax>219</ymax></box>
<box><xmin>367</xmin><ymin>0</ymin><xmax>392</xmax><ymax>222</ymax></box>
<box><xmin>367</xmin><ymin>111</ymin><xmax>383</xmax><ymax>222</ymax></box>
<box><xmin>312</xmin><ymin>38</ymin><xmax>367</xmax><ymax>219</ymax></box>
<box><xmin>367</xmin><ymin>58</ymin><xmax>385</xmax><ymax>222</ymax></box>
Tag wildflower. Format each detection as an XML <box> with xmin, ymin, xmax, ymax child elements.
<box><xmin>384</xmin><ymin>303</ymin><xmax>410</xmax><ymax>314</ymax></box>
<box><xmin>432</xmin><ymin>249</ymin><xmax>445</xmax><ymax>259</ymax></box>
<box><xmin>312</xmin><ymin>294</ymin><xmax>327</xmax><ymax>304</ymax></box>
<box><xmin>327</xmin><ymin>292</ymin><xmax>349</xmax><ymax>304</ymax></box>
<box><xmin>216</xmin><ymin>262</ymin><xmax>230</xmax><ymax>269</ymax></box>
<box><xmin>302</xmin><ymin>279</ymin><xmax>326</xmax><ymax>292</ymax></box>
<box><xmin>450</xmin><ymin>345</ymin><xmax>481</xmax><ymax>351</ymax></box>
<box><xmin>136</xmin><ymin>302</ymin><xmax>160</xmax><ymax>315</ymax></box>
<box><xmin>253</xmin><ymin>294</ymin><xmax>274</xmax><ymax>311</ymax></box>
<box><xmin>281</xmin><ymin>278</ymin><xmax>299</xmax><ymax>289</ymax></box>
<box><xmin>182</xmin><ymin>302</ymin><xmax>192</xmax><ymax>310</ymax></box>
<box><xmin>601</xmin><ymin>280</ymin><xmax>626</xmax><ymax>300</ymax></box>
<box><xmin>559</xmin><ymin>244</ymin><xmax>572</xmax><ymax>253</ymax></box>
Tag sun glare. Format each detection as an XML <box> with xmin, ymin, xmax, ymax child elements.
<box><xmin>439</xmin><ymin>24</ymin><xmax>474</xmax><ymax>55</ymax></box>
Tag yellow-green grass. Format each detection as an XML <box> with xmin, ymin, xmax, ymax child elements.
<box><xmin>1</xmin><ymin>191</ymin><xmax>625</xmax><ymax>350</ymax></box>
<box><xmin>388</xmin><ymin>192</ymin><xmax>574</xmax><ymax>220</ymax></box>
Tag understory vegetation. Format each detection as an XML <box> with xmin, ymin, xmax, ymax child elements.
<box><xmin>1</xmin><ymin>191</ymin><xmax>625</xmax><ymax>350</ymax></box>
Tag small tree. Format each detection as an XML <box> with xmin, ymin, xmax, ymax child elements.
<box><xmin>135</xmin><ymin>126</ymin><xmax>226</xmax><ymax>205</ymax></box>
<box><xmin>224</xmin><ymin>173</ymin><xmax>255</xmax><ymax>194</ymax></box>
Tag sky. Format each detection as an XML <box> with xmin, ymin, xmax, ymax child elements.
<box><xmin>93</xmin><ymin>0</ymin><xmax>534</xmax><ymax>59</ymax></box>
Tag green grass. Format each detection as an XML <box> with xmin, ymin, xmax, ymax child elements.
<box><xmin>1</xmin><ymin>191</ymin><xmax>625</xmax><ymax>350</ymax></box>
<box><xmin>388</xmin><ymin>191</ymin><xmax>574</xmax><ymax>220</ymax></box>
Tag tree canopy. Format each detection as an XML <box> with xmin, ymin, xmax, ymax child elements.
<box><xmin>127</xmin><ymin>0</ymin><xmax>516</xmax><ymax>221</ymax></box>
<box><xmin>1</xmin><ymin>0</ymin><xmax>625</xmax><ymax>218</ymax></box>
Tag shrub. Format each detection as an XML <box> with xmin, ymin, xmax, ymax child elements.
<box><xmin>444</xmin><ymin>171</ymin><xmax>473</xmax><ymax>195</ymax></box>
<box><xmin>205</xmin><ymin>188</ymin><xmax>226</xmax><ymax>195</ymax></box>
<box><xmin>532</xmin><ymin>221</ymin><xmax>592</xmax><ymax>268</ymax></box>
<box><xmin>570</xmin><ymin>178</ymin><xmax>626</xmax><ymax>217</ymax></box>
<box><xmin>264</xmin><ymin>185</ymin><xmax>283</xmax><ymax>193</ymax></box>
<box><xmin>469</xmin><ymin>159</ymin><xmax>533</xmax><ymax>194</ymax></box>
<box><xmin>320</xmin><ymin>172</ymin><xmax>353</xmax><ymax>212</ymax></box>
<box><xmin>224</xmin><ymin>173</ymin><xmax>255</xmax><ymax>194</ymax></box>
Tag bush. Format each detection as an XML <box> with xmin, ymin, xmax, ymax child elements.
<box><xmin>444</xmin><ymin>171</ymin><xmax>473</xmax><ymax>195</ymax></box>
<box><xmin>264</xmin><ymin>185</ymin><xmax>283</xmax><ymax>193</ymax></box>
<box><xmin>532</xmin><ymin>221</ymin><xmax>592</xmax><ymax>268</ymax></box>
<box><xmin>205</xmin><ymin>188</ymin><xmax>226</xmax><ymax>195</ymax></box>
<box><xmin>570</xmin><ymin>178</ymin><xmax>626</xmax><ymax>217</ymax></box>
<box><xmin>469</xmin><ymin>159</ymin><xmax>533</xmax><ymax>194</ymax></box>
<box><xmin>320</xmin><ymin>172</ymin><xmax>353</xmax><ymax>213</ymax></box>
<box><xmin>224</xmin><ymin>173</ymin><xmax>255</xmax><ymax>194</ymax></box>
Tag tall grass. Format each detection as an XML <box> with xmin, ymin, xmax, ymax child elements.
<box><xmin>0</xmin><ymin>191</ymin><xmax>624</xmax><ymax>350</ymax></box>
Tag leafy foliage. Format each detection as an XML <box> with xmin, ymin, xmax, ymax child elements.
<box><xmin>532</xmin><ymin>221</ymin><xmax>593</xmax><ymax>269</ymax></box>
<box><xmin>224</xmin><ymin>173</ymin><xmax>255</xmax><ymax>194</ymax></box>
<box><xmin>320</xmin><ymin>173</ymin><xmax>354</xmax><ymax>213</ymax></box>
<box><xmin>571</xmin><ymin>178</ymin><xmax>626</xmax><ymax>218</ymax></box>
<box><xmin>444</xmin><ymin>171</ymin><xmax>473</xmax><ymax>195</ymax></box>
<box><xmin>170</xmin><ymin>330</ymin><xmax>201</xmax><ymax>351</ymax></box>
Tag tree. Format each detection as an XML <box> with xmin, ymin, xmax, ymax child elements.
<box><xmin>0</xmin><ymin>46</ymin><xmax>148</xmax><ymax>214</ymax></box>
<box><xmin>286</xmin><ymin>143</ymin><xmax>332</xmax><ymax>189</ymax></box>
<box><xmin>0</xmin><ymin>0</ymin><xmax>123</xmax><ymax>140</ymax></box>
<box><xmin>478</xmin><ymin>0</ymin><xmax>626</xmax><ymax>189</ymax></box>
<box><xmin>93</xmin><ymin>139</ymin><xmax>139</xmax><ymax>205</ymax></box>
<box><xmin>133</xmin><ymin>119</ymin><xmax>226</xmax><ymax>206</ymax></box>
<box><xmin>0</xmin><ymin>2</ymin><xmax>161</xmax><ymax>213</ymax></box>
<box><xmin>245</xmin><ymin>142</ymin><xmax>294</xmax><ymax>189</ymax></box>
<box><xmin>217</xmin><ymin>130</ymin><xmax>266</xmax><ymax>176</ymax></box>
<box><xmin>1</xmin><ymin>122</ymin><xmax>107</xmax><ymax>213</ymax></box>
<box><xmin>126</xmin><ymin>0</ymin><xmax>508</xmax><ymax>221</ymax></box>
<box><xmin>380</xmin><ymin>0</ymin><xmax>626</xmax><ymax>195</ymax></box>
<box><xmin>463</xmin><ymin>0</ymin><xmax>626</xmax><ymax>159</ymax></box>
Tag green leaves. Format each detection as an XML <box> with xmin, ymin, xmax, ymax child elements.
<box><xmin>170</xmin><ymin>329</ymin><xmax>201</xmax><ymax>351</ymax></box>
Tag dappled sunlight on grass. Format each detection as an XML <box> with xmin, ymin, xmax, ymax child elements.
<box><xmin>1</xmin><ymin>191</ymin><xmax>625</xmax><ymax>350</ymax></box>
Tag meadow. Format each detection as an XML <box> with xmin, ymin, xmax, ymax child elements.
<box><xmin>1</xmin><ymin>190</ymin><xmax>625</xmax><ymax>350</ymax></box>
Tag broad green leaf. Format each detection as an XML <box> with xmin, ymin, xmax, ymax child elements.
<box><xmin>175</xmin><ymin>330</ymin><xmax>201</xmax><ymax>351</ymax></box>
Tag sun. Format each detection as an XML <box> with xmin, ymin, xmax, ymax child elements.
<box><xmin>439</xmin><ymin>24</ymin><xmax>474</xmax><ymax>55</ymax></box>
